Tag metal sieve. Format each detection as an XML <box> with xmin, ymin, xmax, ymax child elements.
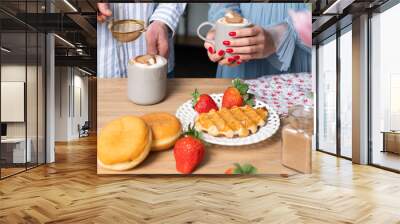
<box><xmin>108</xmin><ymin>19</ymin><xmax>146</xmax><ymax>43</ymax></box>
<box><xmin>103</xmin><ymin>18</ymin><xmax>147</xmax><ymax>75</ymax></box>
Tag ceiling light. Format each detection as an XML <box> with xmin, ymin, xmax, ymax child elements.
<box><xmin>323</xmin><ymin>1</ymin><xmax>340</xmax><ymax>14</ymax></box>
<box><xmin>78</xmin><ymin>67</ymin><xmax>93</xmax><ymax>76</ymax></box>
<box><xmin>1</xmin><ymin>47</ymin><xmax>11</xmax><ymax>53</ymax></box>
<box><xmin>54</xmin><ymin>34</ymin><xmax>75</xmax><ymax>48</ymax></box>
<box><xmin>63</xmin><ymin>0</ymin><xmax>78</xmax><ymax>12</ymax></box>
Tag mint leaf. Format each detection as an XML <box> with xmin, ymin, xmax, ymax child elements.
<box><xmin>231</xmin><ymin>163</ymin><xmax>257</xmax><ymax>174</ymax></box>
<box><xmin>233</xmin><ymin>163</ymin><xmax>243</xmax><ymax>174</ymax></box>
<box><xmin>247</xmin><ymin>167</ymin><xmax>257</xmax><ymax>174</ymax></box>
<box><xmin>241</xmin><ymin>164</ymin><xmax>257</xmax><ymax>174</ymax></box>
<box><xmin>242</xmin><ymin>164</ymin><xmax>251</xmax><ymax>173</ymax></box>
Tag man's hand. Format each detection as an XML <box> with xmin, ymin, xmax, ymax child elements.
<box><xmin>97</xmin><ymin>3</ymin><xmax>112</xmax><ymax>23</ymax></box>
<box><xmin>146</xmin><ymin>21</ymin><xmax>169</xmax><ymax>58</ymax></box>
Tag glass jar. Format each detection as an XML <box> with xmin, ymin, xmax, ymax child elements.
<box><xmin>281</xmin><ymin>105</ymin><xmax>313</xmax><ymax>173</ymax></box>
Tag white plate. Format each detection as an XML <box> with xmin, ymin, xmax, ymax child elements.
<box><xmin>175</xmin><ymin>93</ymin><xmax>280</xmax><ymax>146</ymax></box>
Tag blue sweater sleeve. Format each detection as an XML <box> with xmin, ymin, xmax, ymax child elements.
<box><xmin>267</xmin><ymin>4</ymin><xmax>311</xmax><ymax>72</ymax></box>
<box><xmin>208</xmin><ymin>3</ymin><xmax>241</xmax><ymax>22</ymax></box>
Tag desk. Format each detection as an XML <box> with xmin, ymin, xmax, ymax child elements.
<box><xmin>98</xmin><ymin>78</ymin><xmax>300</xmax><ymax>175</ymax></box>
<box><xmin>1</xmin><ymin>138</ymin><xmax>31</xmax><ymax>163</ymax></box>
<box><xmin>382</xmin><ymin>131</ymin><xmax>400</xmax><ymax>154</ymax></box>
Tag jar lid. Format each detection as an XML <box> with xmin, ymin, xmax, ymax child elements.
<box><xmin>288</xmin><ymin>105</ymin><xmax>313</xmax><ymax>119</ymax></box>
<box><xmin>288</xmin><ymin>105</ymin><xmax>314</xmax><ymax>133</ymax></box>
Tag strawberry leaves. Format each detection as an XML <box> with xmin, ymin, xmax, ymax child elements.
<box><xmin>232</xmin><ymin>78</ymin><xmax>248</xmax><ymax>95</ymax></box>
<box><xmin>243</xmin><ymin>93</ymin><xmax>255</xmax><ymax>107</ymax></box>
<box><xmin>232</xmin><ymin>79</ymin><xmax>255</xmax><ymax>107</ymax></box>
<box><xmin>191</xmin><ymin>89</ymin><xmax>200</xmax><ymax>107</ymax></box>
<box><xmin>184</xmin><ymin>124</ymin><xmax>213</xmax><ymax>147</ymax></box>
<box><xmin>184</xmin><ymin>124</ymin><xmax>203</xmax><ymax>140</ymax></box>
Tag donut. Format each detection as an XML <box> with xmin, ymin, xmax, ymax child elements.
<box><xmin>141</xmin><ymin>112</ymin><xmax>182</xmax><ymax>151</ymax></box>
<box><xmin>98</xmin><ymin>115</ymin><xmax>152</xmax><ymax>171</ymax></box>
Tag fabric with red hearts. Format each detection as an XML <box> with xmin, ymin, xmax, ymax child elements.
<box><xmin>245</xmin><ymin>73</ymin><xmax>313</xmax><ymax>116</ymax></box>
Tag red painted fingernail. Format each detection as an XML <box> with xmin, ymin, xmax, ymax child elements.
<box><xmin>229</xmin><ymin>31</ymin><xmax>236</xmax><ymax>37</ymax></box>
<box><xmin>223</xmin><ymin>40</ymin><xmax>230</xmax><ymax>46</ymax></box>
<box><xmin>218</xmin><ymin>50</ymin><xmax>225</xmax><ymax>56</ymax></box>
<box><xmin>228</xmin><ymin>57</ymin><xmax>235</xmax><ymax>63</ymax></box>
<box><xmin>236</xmin><ymin>61</ymin><xmax>241</xmax><ymax>65</ymax></box>
<box><xmin>208</xmin><ymin>47</ymin><xmax>214</xmax><ymax>54</ymax></box>
<box><xmin>226</xmin><ymin>48</ymin><xmax>233</xmax><ymax>53</ymax></box>
<box><xmin>234</xmin><ymin>55</ymin><xmax>240</xmax><ymax>60</ymax></box>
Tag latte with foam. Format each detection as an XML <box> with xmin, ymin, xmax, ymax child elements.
<box><xmin>135</xmin><ymin>55</ymin><xmax>157</xmax><ymax>65</ymax></box>
<box><xmin>127</xmin><ymin>54</ymin><xmax>168</xmax><ymax>105</ymax></box>
<box><xmin>131</xmin><ymin>55</ymin><xmax>167</xmax><ymax>68</ymax></box>
<box><xmin>222</xmin><ymin>10</ymin><xmax>245</xmax><ymax>24</ymax></box>
<box><xmin>197</xmin><ymin>12</ymin><xmax>252</xmax><ymax>58</ymax></box>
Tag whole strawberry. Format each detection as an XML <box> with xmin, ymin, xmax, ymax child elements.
<box><xmin>222</xmin><ymin>87</ymin><xmax>243</xmax><ymax>109</ymax></box>
<box><xmin>222</xmin><ymin>79</ymin><xmax>255</xmax><ymax>109</ymax></box>
<box><xmin>173</xmin><ymin>126</ymin><xmax>205</xmax><ymax>174</ymax></box>
<box><xmin>192</xmin><ymin>89</ymin><xmax>218</xmax><ymax>113</ymax></box>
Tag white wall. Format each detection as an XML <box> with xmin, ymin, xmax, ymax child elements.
<box><xmin>75</xmin><ymin>73</ymin><xmax>89</xmax><ymax>123</ymax></box>
<box><xmin>54</xmin><ymin>67</ymin><xmax>89</xmax><ymax>141</ymax></box>
<box><xmin>1</xmin><ymin>63</ymin><xmax>46</xmax><ymax>163</ymax></box>
<box><xmin>71</xmin><ymin>73</ymin><xmax>89</xmax><ymax>139</ymax></box>
<box><xmin>1</xmin><ymin>65</ymin><xmax>26</xmax><ymax>140</ymax></box>
<box><xmin>1</xmin><ymin>65</ymin><xmax>39</xmax><ymax>138</ymax></box>
<box><xmin>55</xmin><ymin>66</ymin><xmax>69</xmax><ymax>141</ymax></box>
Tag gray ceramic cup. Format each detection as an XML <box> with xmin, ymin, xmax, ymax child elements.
<box><xmin>197</xmin><ymin>18</ymin><xmax>251</xmax><ymax>57</ymax></box>
<box><xmin>127</xmin><ymin>55</ymin><xmax>167</xmax><ymax>105</ymax></box>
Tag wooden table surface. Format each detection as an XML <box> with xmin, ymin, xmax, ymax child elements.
<box><xmin>97</xmin><ymin>78</ymin><xmax>296</xmax><ymax>175</ymax></box>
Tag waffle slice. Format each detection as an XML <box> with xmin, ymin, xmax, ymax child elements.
<box><xmin>194</xmin><ymin>106</ymin><xmax>268</xmax><ymax>138</ymax></box>
<box><xmin>230</xmin><ymin>106</ymin><xmax>258</xmax><ymax>134</ymax></box>
<box><xmin>242</xmin><ymin>105</ymin><xmax>267</xmax><ymax>127</ymax></box>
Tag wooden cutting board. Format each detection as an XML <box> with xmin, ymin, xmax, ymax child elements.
<box><xmin>97</xmin><ymin>78</ymin><xmax>297</xmax><ymax>175</ymax></box>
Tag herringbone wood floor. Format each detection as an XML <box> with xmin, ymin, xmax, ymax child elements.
<box><xmin>1</xmin><ymin>136</ymin><xmax>400</xmax><ymax>224</ymax></box>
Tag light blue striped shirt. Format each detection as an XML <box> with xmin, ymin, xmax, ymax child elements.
<box><xmin>97</xmin><ymin>3</ymin><xmax>186</xmax><ymax>78</ymax></box>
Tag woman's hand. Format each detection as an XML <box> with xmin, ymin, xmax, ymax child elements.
<box><xmin>203</xmin><ymin>29</ymin><xmax>225</xmax><ymax>63</ymax></box>
<box><xmin>223</xmin><ymin>25</ymin><xmax>276</xmax><ymax>63</ymax></box>
<box><xmin>203</xmin><ymin>30</ymin><xmax>242</xmax><ymax>67</ymax></box>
